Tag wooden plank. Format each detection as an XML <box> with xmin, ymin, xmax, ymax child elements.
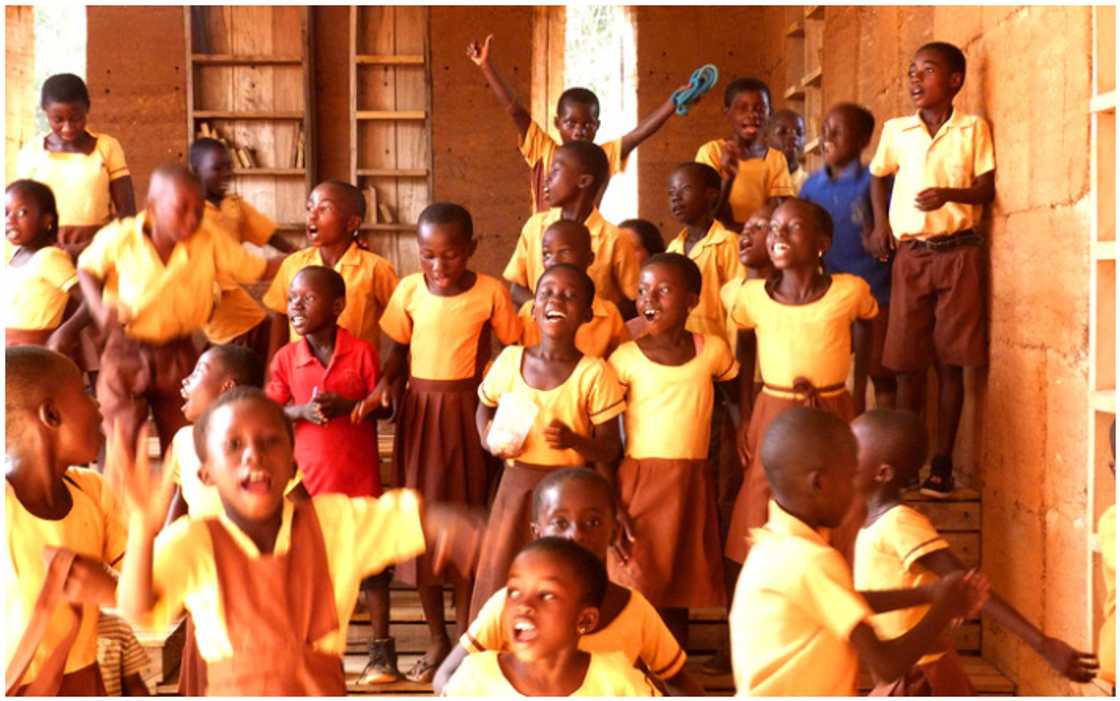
<box><xmin>231</xmin><ymin>6</ymin><xmax>276</xmax><ymax>222</ymax></box>
<box><xmin>272</xmin><ymin>6</ymin><xmax>307</xmax><ymax>224</ymax></box>
<box><xmin>356</xmin><ymin>110</ymin><xmax>427</xmax><ymax>120</ymax></box>
<box><xmin>193</xmin><ymin>110</ymin><xmax>304</xmax><ymax>119</ymax></box>
<box><xmin>349</xmin><ymin>5</ymin><xmax>358</xmax><ymax>185</ymax></box>
<box><xmin>784</xmin><ymin>84</ymin><xmax>806</xmax><ymax>101</ymax></box>
<box><xmin>357</xmin><ymin>54</ymin><xmax>425</xmax><ymax>65</ymax></box>
<box><xmin>946</xmin><ymin>531</ymin><xmax>980</xmax><ymax>567</ymax></box>
<box><xmin>357</xmin><ymin>168</ymin><xmax>428</xmax><ymax>177</ymax></box>
<box><xmin>785</xmin><ymin>19</ymin><xmax>805</xmax><ymax>38</ymax></box>
<box><xmin>192</xmin><ymin>53</ymin><xmax>301</xmax><ymax>64</ymax></box>
<box><xmin>357</xmin><ymin>5</ymin><xmax>401</xmax><ymax>263</ymax></box>
<box><xmin>391</xmin><ymin>5</ymin><xmax>429</xmax><ymax>276</ymax></box>
<box><xmin>233</xmin><ymin>168</ymin><xmax>306</xmax><ymax>176</ymax></box>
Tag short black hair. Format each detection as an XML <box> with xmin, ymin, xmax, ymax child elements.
<box><xmin>318</xmin><ymin>180</ymin><xmax>366</xmax><ymax>221</ymax></box>
<box><xmin>618</xmin><ymin>219</ymin><xmax>665</xmax><ymax>256</ymax></box>
<box><xmin>829</xmin><ymin>102</ymin><xmax>876</xmax><ymax>143</ymax></box>
<box><xmin>5</xmin><ymin>179</ymin><xmax>59</xmax><ymax>241</ymax></box>
<box><xmin>853</xmin><ymin>409</ymin><xmax>929</xmax><ymax>485</ymax></box>
<box><xmin>517</xmin><ymin>536</ymin><xmax>608</xmax><ymax>608</ymax></box>
<box><xmin>557</xmin><ymin>140</ymin><xmax>611</xmax><ymax>193</ymax></box>
<box><xmin>767</xmin><ymin>109</ymin><xmax>804</xmax><ymax>129</ymax></box>
<box><xmin>557</xmin><ymin>87</ymin><xmax>601</xmax><ymax>120</ymax></box>
<box><xmin>193</xmin><ymin>386</ymin><xmax>294</xmax><ymax>463</ymax></box>
<box><xmin>672</xmin><ymin>161</ymin><xmax>722</xmax><ymax>191</ymax></box>
<box><xmin>206</xmin><ymin>344</ymin><xmax>265</xmax><ymax>388</ymax></box>
<box><xmin>780</xmin><ymin>198</ymin><xmax>834</xmax><ymax>241</ymax></box>
<box><xmin>41</xmin><ymin>73</ymin><xmax>90</xmax><ymax>109</ymax></box>
<box><xmin>760</xmin><ymin>406</ymin><xmax>856</xmax><ymax>498</ymax></box>
<box><xmin>531</xmin><ymin>467</ymin><xmax>616</xmax><ymax>522</ymax></box>
<box><xmin>542</xmin><ymin>220</ymin><xmax>592</xmax><ymax>250</ymax></box>
<box><xmin>418</xmin><ymin>202</ymin><xmax>474</xmax><ymax>242</ymax></box>
<box><xmin>188</xmin><ymin>137</ymin><xmax>227</xmax><ymax>173</ymax></box>
<box><xmin>724</xmin><ymin>77</ymin><xmax>772</xmax><ymax>110</ymax></box>
<box><xmin>538</xmin><ymin>263</ymin><xmax>596</xmax><ymax>309</ymax></box>
<box><xmin>917</xmin><ymin>41</ymin><xmax>967</xmax><ymax>80</ymax></box>
<box><xmin>644</xmin><ymin>252</ymin><xmax>702</xmax><ymax>296</ymax></box>
<box><xmin>292</xmin><ymin>265</ymin><xmax>347</xmax><ymax>302</ymax></box>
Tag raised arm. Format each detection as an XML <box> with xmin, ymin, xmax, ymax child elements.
<box><xmin>618</xmin><ymin>84</ymin><xmax>689</xmax><ymax>161</ymax></box>
<box><xmin>467</xmin><ymin>34</ymin><xmax>532</xmax><ymax>139</ymax></box>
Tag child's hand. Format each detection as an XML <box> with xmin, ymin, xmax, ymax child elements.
<box><xmin>611</xmin><ymin>509</ymin><xmax>638</xmax><ymax>564</ymax></box>
<box><xmin>1038</xmin><ymin>637</ymin><xmax>1099</xmax><ymax>682</ymax></box>
<box><xmin>104</xmin><ymin>422</ymin><xmax>176</xmax><ymax>537</ymax></box>
<box><xmin>933</xmin><ymin>568</ymin><xmax>990</xmax><ymax>622</ymax></box>
<box><xmin>719</xmin><ymin>141</ymin><xmax>741</xmax><ymax>180</ymax></box>
<box><xmin>311</xmin><ymin>391</ymin><xmax>353</xmax><ymax>421</ymax></box>
<box><xmin>298</xmin><ymin>402</ymin><xmax>329</xmax><ymax>426</ymax></box>
<box><xmin>350</xmin><ymin>392</ymin><xmax>382</xmax><ymax>424</ymax></box>
<box><xmin>914</xmin><ymin>187</ymin><xmax>949</xmax><ymax>211</ymax></box>
<box><xmin>466</xmin><ymin>34</ymin><xmax>493</xmax><ymax>67</ymax></box>
<box><xmin>736</xmin><ymin>422</ymin><xmax>752</xmax><ymax>468</ymax></box>
<box><xmin>866</xmin><ymin>221</ymin><xmax>895</xmax><ymax>261</ymax></box>
<box><xmin>543</xmin><ymin>419</ymin><xmax>578</xmax><ymax>450</ymax></box>
<box><xmin>45</xmin><ymin>548</ymin><xmax>117</xmax><ymax>606</ymax></box>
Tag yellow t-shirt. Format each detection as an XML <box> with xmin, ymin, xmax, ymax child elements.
<box><xmin>730</xmin><ymin>500</ymin><xmax>872</xmax><ymax>696</ymax></box>
<box><xmin>463</xmin><ymin>585</ymin><xmax>686</xmax><ymax>680</ymax></box>
<box><xmin>718</xmin><ymin>276</ymin><xmax>762</xmax><ymax>385</ymax></box>
<box><xmin>518</xmin><ymin>296</ymin><xmax>628</xmax><ymax>359</ymax></box>
<box><xmin>138</xmin><ymin>490</ymin><xmax>425</xmax><ymax>662</ymax></box>
<box><xmin>729</xmin><ymin>274</ymin><xmax>878</xmax><ymax>396</ymax></box>
<box><xmin>263</xmin><ymin>242</ymin><xmax>398</xmax><ymax>349</ymax></box>
<box><xmin>200</xmin><ymin>196</ymin><xmax>278</xmax><ymax>344</ymax></box>
<box><xmin>380</xmin><ymin>272</ymin><xmax>521</xmax><ymax>381</ymax></box>
<box><xmin>503</xmin><ymin>208</ymin><xmax>639</xmax><ymax>306</ymax></box>
<box><xmin>790</xmin><ymin>165</ymin><xmax>809</xmax><ymax>195</ymax></box>
<box><xmin>854</xmin><ymin>504</ymin><xmax>951</xmax><ymax>666</ymax></box>
<box><xmin>609</xmin><ymin>334</ymin><xmax>738</xmax><ymax>460</ymax></box>
<box><xmin>695</xmin><ymin>141</ymin><xmax>794</xmax><ymax>223</ymax></box>
<box><xmin>4</xmin><ymin>241</ymin><xmax>78</xmax><ymax>330</ymax></box>
<box><xmin>443</xmin><ymin>649</ymin><xmax>660</xmax><ymax>697</ymax></box>
<box><xmin>16</xmin><ymin>132</ymin><xmax>130</xmax><ymax>227</ymax></box>
<box><xmin>4</xmin><ymin>468</ymin><xmax>128</xmax><ymax>686</ymax></box>
<box><xmin>868</xmin><ymin>110</ymin><xmax>996</xmax><ymax>239</ymax></box>
<box><xmin>77</xmin><ymin>212</ymin><xmax>268</xmax><ymax>344</ymax></box>
<box><xmin>520</xmin><ymin>120</ymin><xmax>628</xmax><ymax>213</ymax></box>
<box><xmin>1099</xmin><ymin>504</ymin><xmax>1116</xmax><ymax>684</ymax></box>
<box><xmin>666</xmin><ymin>220</ymin><xmax>745</xmax><ymax>344</ymax></box>
<box><xmin>478</xmin><ymin>346</ymin><xmax>627</xmax><ymax>467</ymax></box>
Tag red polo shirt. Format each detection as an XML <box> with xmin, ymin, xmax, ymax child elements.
<box><xmin>265</xmin><ymin>326</ymin><xmax>382</xmax><ymax>497</ymax></box>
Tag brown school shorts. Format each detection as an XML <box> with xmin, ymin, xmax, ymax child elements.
<box><xmin>882</xmin><ymin>238</ymin><xmax>987</xmax><ymax>372</ymax></box>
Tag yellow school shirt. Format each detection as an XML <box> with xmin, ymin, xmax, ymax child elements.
<box><xmin>139</xmin><ymin>490</ymin><xmax>425</xmax><ymax>662</ymax></box>
<box><xmin>4</xmin><ymin>241</ymin><xmax>78</xmax><ymax>330</ymax></box>
<box><xmin>463</xmin><ymin>585</ymin><xmax>687</xmax><ymax>680</ymax></box>
<box><xmin>719</xmin><ymin>276</ymin><xmax>762</xmax><ymax>385</ymax></box>
<box><xmin>200</xmin><ymin>196</ymin><xmax>277</xmax><ymax>344</ymax></box>
<box><xmin>443</xmin><ymin>650</ymin><xmax>660</xmax><ymax>697</ymax></box>
<box><xmin>263</xmin><ymin>242</ymin><xmax>398</xmax><ymax>349</ymax></box>
<box><xmin>1099</xmin><ymin>504</ymin><xmax>1116</xmax><ymax>684</ymax></box>
<box><xmin>520</xmin><ymin>120</ymin><xmax>628</xmax><ymax>209</ymax></box>
<box><xmin>380</xmin><ymin>272</ymin><xmax>521</xmax><ymax>381</ymax></box>
<box><xmin>16</xmin><ymin>132</ymin><xmax>130</xmax><ymax>227</ymax></box>
<box><xmin>790</xmin><ymin>165</ymin><xmax>809</xmax><ymax>195</ymax></box>
<box><xmin>609</xmin><ymin>334</ymin><xmax>738</xmax><ymax>460</ymax></box>
<box><xmin>518</xmin><ymin>296</ymin><xmax>628</xmax><ymax>359</ymax></box>
<box><xmin>4</xmin><ymin>468</ymin><xmax>128</xmax><ymax>686</ymax></box>
<box><xmin>478</xmin><ymin>346</ymin><xmax>626</xmax><ymax>467</ymax></box>
<box><xmin>854</xmin><ymin>504</ymin><xmax>951</xmax><ymax>666</ymax></box>
<box><xmin>503</xmin><ymin>208</ymin><xmax>639</xmax><ymax>306</ymax></box>
<box><xmin>695</xmin><ymin>141</ymin><xmax>794</xmax><ymax>223</ymax></box>
<box><xmin>77</xmin><ymin>212</ymin><xmax>268</xmax><ymax>344</ymax></box>
<box><xmin>666</xmin><ymin>220</ymin><xmax>745</xmax><ymax>344</ymax></box>
<box><xmin>729</xmin><ymin>499</ymin><xmax>873</xmax><ymax>696</ymax></box>
<box><xmin>868</xmin><ymin>110</ymin><xmax>995</xmax><ymax>239</ymax></box>
<box><xmin>729</xmin><ymin>273</ymin><xmax>878</xmax><ymax>396</ymax></box>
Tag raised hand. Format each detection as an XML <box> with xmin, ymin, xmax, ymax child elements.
<box><xmin>1038</xmin><ymin>637</ymin><xmax>1099</xmax><ymax>683</ymax></box>
<box><xmin>466</xmin><ymin>34</ymin><xmax>494</xmax><ymax>67</ymax></box>
<box><xmin>543</xmin><ymin>419</ymin><xmax>578</xmax><ymax>450</ymax></box>
<box><xmin>103</xmin><ymin>422</ymin><xmax>176</xmax><ymax>537</ymax></box>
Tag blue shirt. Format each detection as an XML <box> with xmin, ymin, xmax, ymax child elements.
<box><xmin>801</xmin><ymin>162</ymin><xmax>892</xmax><ymax>307</ymax></box>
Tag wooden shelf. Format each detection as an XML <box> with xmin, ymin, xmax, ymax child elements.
<box><xmin>359</xmin><ymin>223</ymin><xmax>418</xmax><ymax>232</ymax></box>
<box><xmin>356</xmin><ymin>168</ymin><xmax>429</xmax><ymax>177</ymax></box>
<box><xmin>801</xmin><ymin>66</ymin><xmax>823</xmax><ymax>88</ymax></box>
<box><xmin>193</xmin><ymin>111</ymin><xmax>304</xmax><ymax>120</ymax></box>
<box><xmin>1091</xmin><ymin>90</ymin><xmax>1117</xmax><ymax>113</ymax></box>
<box><xmin>785</xmin><ymin>20</ymin><xmax>805</xmax><ymax>38</ymax></box>
<box><xmin>355</xmin><ymin>110</ymin><xmax>426</xmax><ymax>121</ymax></box>
<box><xmin>784</xmin><ymin>84</ymin><xmax>806</xmax><ymax>101</ymax></box>
<box><xmin>1092</xmin><ymin>240</ymin><xmax>1118</xmax><ymax>260</ymax></box>
<box><xmin>804</xmin><ymin>136</ymin><xmax>822</xmax><ymax>155</ymax></box>
<box><xmin>232</xmin><ymin>168</ymin><xmax>305</xmax><ymax>177</ymax></box>
<box><xmin>1092</xmin><ymin>389</ymin><xmax>1117</xmax><ymax>414</ymax></box>
<box><xmin>191</xmin><ymin>53</ymin><xmax>302</xmax><ymax>65</ymax></box>
<box><xmin>805</xmin><ymin>5</ymin><xmax>824</xmax><ymax>19</ymax></box>
<box><xmin>355</xmin><ymin>54</ymin><xmax>425</xmax><ymax>65</ymax></box>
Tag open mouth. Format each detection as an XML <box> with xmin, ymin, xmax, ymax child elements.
<box><xmin>544</xmin><ymin>308</ymin><xmax>568</xmax><ymax>323</ymax></box>
<box><xmin>909</xmin><ymin>87</ymin><xmax>924</xmax><ymax>100</ymax></box>
<box><xmin>642</xmin><ymin>308</ymin><xmax>659</xmax><ymax>322</ymax></box>
<box><xmin>306</xmin><ymin>224</ymin><xmax>319</xmax><ymax>239</ymax></box>
<box><xmin>290</xmin><ymin>314</ymin><xmax>306</xmax><ymax>327</ymax></box>
<box><xmin>239</xmin><ymin>470</ymin><xmax>273</xmax><ymax>495</ymax></box>
<box><xmin>511</xmin><ymin>618</ymin><xmax>539</xmax><ymax>643</ymax></box>
<box><xmin>770</xmin><ymin>242</ymin><xmax>791</xmax><ymax>256</ymax></box>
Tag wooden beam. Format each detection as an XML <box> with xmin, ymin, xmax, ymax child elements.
<box><xmin>193</xmin><ymin>110</ymin><xmax>304</xmax><ymax>119</ymax></box>
<box><xmin>355</xmin><ymin>53</ymin><xmax>424</xmax><ymax>65</ymax></box>
<box><xmin>355</xmin><ymin>110</ymin><xmax>426</xmax><ymax>120</ymax></box>
<box><xmin>191</xmin><ymin>53</ymin><xmax>302</xmax><ymax>65</ymax></box>
<box><xmin>356</xmin><ymin>168</ymin><xmax>428</xmax><ymax>177</ymax></box>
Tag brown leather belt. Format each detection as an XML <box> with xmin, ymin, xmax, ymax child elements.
<box><xmin>905</xmin><ymin>229</ymin><xmax>982</xmax><ymax>251</ymax></box>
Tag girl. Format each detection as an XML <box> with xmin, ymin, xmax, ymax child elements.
<box><xmin>353</xmin><ymin>202</ymin><xmax>521</xmax><ymax>683</ymax></box>
<box><xmin>471</xmin><ymin>263</ymin><xmax>626</xmax><ymax>621</ymax></box>
<box><xmin>618</xmin><ymin>218</ymin><xmax>665</xmax><ymax>270</ymax></box>
<box><xmin>4</xmin><ymin>180</ymin><xmax>88</xmax><ymax>351</ymax></box>
<box><xmin>442</xmin><ymin>538</ymin><xmax>659</xmax><ymax>697</ymax></box>
<box><xmin>607</xmin><ymin>253</ymin><xmax>738</xmax><ymax>647</ymax></box>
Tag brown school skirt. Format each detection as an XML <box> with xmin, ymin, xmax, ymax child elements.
<box><xmin>177</xmin><ymin>615</ymin><xmax>207</xmax><ymax>696</ymax></box>
<box><xmin>870</xmin><ymin>650</ymin><xmax>975</xmax><ymax>696</ymax></box>
<box><xmin>395</xmin><ymin>377</ymin><xmax>493</xmax><ymax>586</ymax></box>
<box><xmin>14</xmin><ymin>662</ymin><xmax>107</xmax><ymax>696</ymax></box>
<box><xmin>725</xmin><ymin>387</ymin><xmax>861</xmax><ymax>564</ymax></box>
<box><xmin>608</xmin><ymin>457</ymin><xmax>726</xmax><ymax>609</ymax></box>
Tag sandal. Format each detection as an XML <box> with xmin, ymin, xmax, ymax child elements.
<box><xmin>404</xmin><ymin>652</ymin><xmax>443</xmax><ymax>684</ymax></box>
<box><xmin>699</xmin><ymin>648</ymin><xmax>733</xmax><ymax>675</ymax></box>
<box><xmin>920</xmin><ymin>457</ymin><xmax>955</xmax><ymax>499</ymax></box>
<box><xmin>358</xmin><ymin>637</ymin><xmax>401</xmax><ymax>685</ymax></box>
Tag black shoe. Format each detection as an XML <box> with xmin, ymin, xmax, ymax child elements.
<box><xmin>920</xmin><ymin>456</ymin><xmax>954</xmax><ymax>498</ymax></box>
<box><xmin>359</xmin><ymin>637</ymin><xmax>401</xmax><ymax>685</ymax></box>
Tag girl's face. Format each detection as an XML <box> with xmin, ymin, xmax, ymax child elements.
<box><xmin>543</xmin><ymin>150</ymin><xmax>586</xmax><ymax>208</ymax></box>
<box><xmin>5</xmin><ymin>189</ymin><xmax>53</xmax><ymax>248</ymax></box>
<box><xmin>501</xmin><ymin>549</ymin><xmax>598</xmax><ymax>661</ymax></box>
<box><xmin>619</xmin><ymin>227</ymin><xmax>650</xmax><ymax>269</ymax></box>
<box><xmin>725</xmin><ymin>89</ymin><xmax>771</xmax><ymax>144</ymax></box>
<box><xmin>532</xmin><ymin>268</ymin><xmax>592</xmax><ymax>340</ymax></box>
<box><xmin>180</xmin><ymin>350</ymin><xmax>231</xmax><ymax>423</ymax></box>
<box><xmin>305</xmin><ymin>185</ymin><xmax>358</xmax><ymax>248</ymax></box>
<box><xmin>203</xmin><ymin>399</ymin><xmax>294</xmax><ymax>522</ymax></box>
<box><xmin>766</xmin><ymin>202</ymin><xmax>829</xmax><ymax>270</ymax></box>
<box><xmin>636</xmin><ymin>262</ymin><xmax>697</xmax><ymax>335</ymax></box>
<box><xmin>530</xmin><ymin>481</ymin><xmax>616</xmax><ymax>560</ymax></box>
<box><xmin>667</xmin><ymin>169</ymin><xmax>716</xmax><ymax>227</ymax></box>
<box><xmin>541</xmin><ymin>224</ymin><xmax>593</xmax><ymax>272</ymax></box>
<box><xmin>195</xmin><ymin>147</ymin><xmax>234</xmax><ymax>200</ymax></box>
<box><xmin>417</xmin><ymin>221</ymin><xmax>475</xmax><ymax>293</ymax></box>
<box><xmin>44</xmin><ymin>100</ymin><xmax>89</xmax><ymax>143</ymax></box>
<box><xmin>740</xmin><ymin>206</ymin><xmax>776</xmax><ymax>269</ymax></box>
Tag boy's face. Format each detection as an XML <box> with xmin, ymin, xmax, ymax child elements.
<box><xmin>533</xmin><ymin>267</ymin><xmax>593</xmax><ymax>339</ymax></box>
<box><xmin>541</xmin><ymin>223</ymin><xmax>593</xmax><ymax>272</ymax></box>
<box><xmin>287</xmin><ymin>271</ymin><xmax>343</xmax><ymax>337</ymax></box>
<box><xmin>54</xmin><ymin>362</ymin><xmax>103</xmax><ymax>468</ymax></box>
<box><xmin>502</xmin><ymin>549</ymin><xmax>598</xmax><ymax>661</ymax></box>
<box><xmin>204</xmin><ymin>399</ymin><xmax>294</xmax><ymax>522</ymax></box>
<box><xmin>5</xmin><ymin>188</ymin><xmax>51</xmax><ymax>248</ymax></box>
<box><xmin>530</xmin><ymin>481</ymin><xmax>616</xmax><ymax>561</ymax></box>
<box><xmin>306</xmin><ymin>185</ymin><xmax>358</xmax><ymax>248</ymax></box>
<box><xmin>619</xmin><ymin>226</ymin><xmax>651</xmax><ymax>269</ymax></box>
<box><xmin>418</xmin><ymin>220</ymin><xmax>475</xmax><ymax>292</ymax></box>
<box><xmin>725</xmin><ymin>89</ymin><xmax>771</xmax><ymax>144</ymax></box>
<box><xmin>767</xmin><ymin>201</ymin><xmax>828</xmax><ymax>270</ymax></box>
<box><xmin>767</xmin><ymin>114</ymin><xmax>806</xmax><ymax>168</ymax></box>
<box><xmin>668</xmin><ymin>169</ymin><xmax>717</xmax><ymax>227</ymax></box>
<box><xmin>181</xmin><ymin>349</ymin><xmax>232</xmax><ymax>423</ymax></box>
<box><xmin>195</xmin><ymin>147</ymin><xmax>233</xmax><ymax>200</ymax></box>
<box><xmin>543</xmin><ymin>150</ymin><xmax>589</xmax><ymax>208</ymax></box>
<box><xmin>554</xmin><ymin>101</ymin><xmax>600</xmax><ymax>144</ymax></box>
<box><xmin>44</xmin><ymin>100</ymin><xmax>88</xmax><ymax>144</ymax></box>
<box><xmin>148</xmin><ymin>180</ymin><xmax>203</xmax><ymax>245</ymax></box>
<box><xmin>821</xmin><ymin>109</ymin><xmax>867</xmax><ymax>169</ymax></box>
<box><xmin>908</xmin><ymin>48</ymin><xmax>962</xmax><ymax>109</ymax></box>
<box><xmin>740</xmin><ymin>206</ymin><xmax>775</xmax><ymax>269</ymax></box>
<box><xmin>636</xmin><ymin>262</ymin><xmax>697</xmax><ymax>335</ymax></box>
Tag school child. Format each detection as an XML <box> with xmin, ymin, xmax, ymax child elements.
<box><xmin>471</xmin><ymin>264</ymin><xmax>627</xmax><ymax>619</ymax></box>
<box><xmin>729</xmin><ymin>406</ymin><xmax>990</xmax><ymax>695</ymax></box>
<box><xmin>110</xmin><ymin>386</ymin><xmax>483</xmax><ymax>696</ymax></box>
<box><xmin>189</xmin><ymin>138</ymin><xmax>297</xmax><ymax>350</ymax></box>
<box><xmin>1099</xmin><ymin>421</ymin><xmax>1117</xmax><ymax>691</ymax></box>
<box><xmin>503</xmin><ymin>140</ymin><xmax>639</xmax><ymax>314</ymax></box>
<box><xmin>76</xmin><ymin>163</ymin><xmax>281</xmax><ymax>455</ymax></box>
<box><xmin>695</xmin><ymin>77</ymin><xmax>794</xmax><ymax>230</ymax></box>
<box><xmin>618</xmin><ymin>218</ymin><xmax>665</xmax><ymax>270</ymax></box>
<box><xmin>867</xmin><ymin>41</ymin><xmax>996</xmax><ymax>497</ymax></box>
<box><xmin>95</xmin><ymin>611</ymin><xmax>150</xmax><ymax>696</ymax></box>
<box><xmin>5</xmin><ymin>346</ymin><xmax>127</xmax><ymax>695</ymax></box>
<box><xmin>352</xmin><ymin>203</ymin><xmax>521</xmax><ymax>682</ymax></box>
<box><xmin>17</xmin><ymin>73</ymin><xmax>135</xmax><ymax>258</ymax></box>
<box><xmin>436</xmin><ymin>468</ymin><xmax>703</xmax><ymax>696</ymax></box>
<box><xmin>467</xmin><ymin>34</ymin><xmax>684</xmax><ymax>213</ymax></box>
<box><xmin>4</xmin><ymin>179</ymin><xmax>88</xmax><ymax>351</ymax></box>
<box><xmin>802</xmin><ymin>103</ymin><xmax>897</xmax><ymax>411</ymax></box>
<box><xmin>607</xmin><ymin>253</ymin><xmax>738</xmax><ymax>647</ymax></box>
<box><xmin>262</xmin><ymin>180</ymin><xmax>398</xmax><ymax>360</ymax></box>
<box><xmin>852</xmin><ymin>409</ymin><xmax>1099</xmax><ymax>693</ymax></box>
<box><xmin>724</xmin><ymin>197</ymin><xmax>879</xmax><ymax>571</ymax></box>
<box><xmin>766</xmin><ymin>109</ymin><xmax>808</xmax><ymax>194</ymax></box>
<box><xmin>517</xmin><ymin>220</ymin><xmax>628</xmax><ymax>358</ymax></box>
<box><xmin>442</xmin><ymin>537</ymin><xmax>660</xmax><ymax>697</ymax></box>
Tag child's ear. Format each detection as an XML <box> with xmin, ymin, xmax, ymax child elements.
<box><xmin>529</xmin><ymin>522</ymin><xmax>542</xmax><ymax>539</ymax></box>
<box><xmin>686</xmin><ymin>292</ymin><xmax>700</xmax><ymax>312</ymax></box>
<box><xmin>576</xmin><ymin>606</ymin><xmax>600</xmax><ymax>636</ymax></box>
<box><xmin>876</xmin><ymin>463</ymin><xmax>896</xmax><ymax>485</ymax></box>
<box><xmin>219</xmin><ymin>376</ymin><xmax>237</xmax><ymax>394</ymax></box>
<box><xmin>347</xmin><ymin>214</ymin><xmax>363</xmax><ymax>237</ymax></box>
<box><xmin>949</xmin><ymin>71</ymin><xmax>964</xmax><ymax>92</ymax></box>
<box><xmin>331</xmin><ymin>295</ymin><xmax>346</xmax><ymax>318</ymax></box>
<box><xmin>37</xmin><ymin>398</ymin><xmax>62</xmax><ymax>429</ymax></box>
<box><xmin>808</xmin><ymin>468</ymin><xmax>826</xmax><ymax>495</ymax></box>
<box><xmin>553</xmin><ymin>114</ymin><xmax>564</xmax><ymax>133</ymax></box>
<box><xmin>198</xmin><ymin>463</ymin><xmax>214</xmax><ymax>486</ymax></box>
<box><xmin>43</xmin><ymin>212</ymin><xmax>57</xmax><ymax>235</ymax></box>
<box><xmin>576</xmin><ymin>172</ymin><xmax>595</xmax><ymax>191</ymax></box>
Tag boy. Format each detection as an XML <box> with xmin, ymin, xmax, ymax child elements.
<box><xmin>801</xmin><ymin>102</ymin><xmax>897</xmax><ymax>409</ymax></box>
<box><xmin>76</xmin><ymin>163</ymin><xmax>281</xmax><ymax>455</ymax></box>
<box><xmin>468</xmin><ymin>34</ymin><xmax>685</xmax><ymax>213</ymax></box>
<box><xmin>766</xmin><ymin>109</ymin><xmax>808</xmax><ymax>194</ymax></box>
<box><xmin>95</xmin><ymin>611</ymin><xmax>150</xmax><ymax>696</ymax></box>
<box><xmin>6</xmin><ymin>346</ymin><xmax>126</xmax><ymax>695</ymax></box>
<box><xmin>852</xmin><ymin>409</ymin><xmax>1099</xmax><ymax>692</ymax></box>
<box><xmin>867</xmin><ymin>41</ymin><xmax>996</xmax><ymax>497</ymax></box>
<box><xmin>729</xmin><ymin>406</ymin><xmax>989</xmax><ymax>696</ymax></box>
<box><xmin>696</xmin><ymin>77</ymin><xmax>794</xmax><ymax>230</ymax></box>
<box><xmin>263</xmin><ymin>180</ymin><xmax>398</xmax><ymax>362</ymax></box>
<box><xmin>503</xmin><ymin>140</ymin><xmax>639</xmax><ymax>316</ymax></box>
<box><xmin>518</xmin><ymin>219</ymin><xmax>628</xmax><ymax>357</ymax></box>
